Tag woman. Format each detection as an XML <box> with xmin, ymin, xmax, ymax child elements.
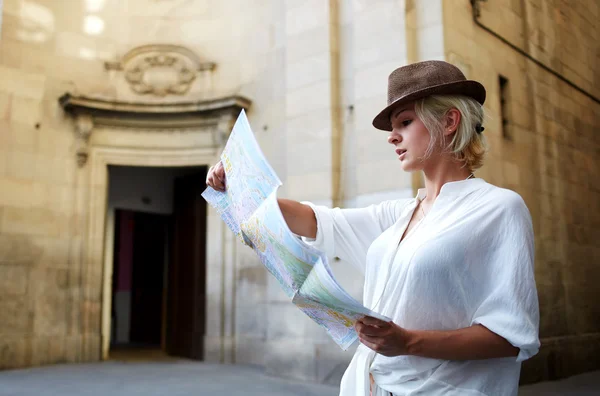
<box><xmin>206</xmin><ymin>60</ymin><xmax>540</xmax><ymax>396</ymax></box>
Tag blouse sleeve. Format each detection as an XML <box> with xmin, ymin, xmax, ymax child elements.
<box><xmin>300</xmin><ymin>200</ymin><xmax>405</xmax><ymax>274</ymax></box>
<box><xmin>469</xmin><ymin>192</ymin><xmax>540</xmax><ymax>362</ymax></box>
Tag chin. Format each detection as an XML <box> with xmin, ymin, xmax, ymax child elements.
<box><xmin>400</xmin><ymin>161</ymin><xmax>421</xmax><ymax>172</ymax></box>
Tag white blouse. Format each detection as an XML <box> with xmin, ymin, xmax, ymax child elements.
<box><xmin>303</xmin><ymin>178</ymin><xmax>540</xmax><ymax>396</ymax></box>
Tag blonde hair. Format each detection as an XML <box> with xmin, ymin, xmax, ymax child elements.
<box><xmin>414</xmin><ymin>95</ymin><xmax>487</xmax><ymax>171</ymax></box>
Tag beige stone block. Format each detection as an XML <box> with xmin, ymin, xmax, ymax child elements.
<box><xmin>353</xmin><ymin>1</ymin><xmax>405</xmax><ymax>38</ymax></box>
<box><xmin>241</xmin><ymin>25</ymin><xmax>273</xmax><ymax>57</ymax></box>
<box><xmin>126</xmin><ymin>0</ymin><xmax>209</xmax><ymax>17</ymax></box>
<box><xmin>64</xmin><ymin>335</ymin><xmax>82</xmax><ymax>363</ymax></box>
<box><xmin>265</xmin><ymin>338</ymin><xmax>318</xmax><ymax>381</ymax></box>
<box><xmin>54</xmin><ymin>28</ymin><xmax>115</xmax><ymax>62</ymax></box>
<box><xmin>31</xmin><ymin>236</ymin><xmax>59</xmax><ymax>268</ymax></box>
<box><xmin>235</xmin><ymin>336</ymin><xmax>267</xmax><ymax>366</ymax></box>
<box><xmin>10</xmin><ymin>95</ymin><xmax>42</xmax><ymax>126</ymax></box>
<box><xmin>286</xmin><ymin>170</ymin><xmax>332</xmax><ymax>201</ymax></box>
<box><xmin>81</xmin><ymin>334</ymin><xmax>101</xmax><ymax>362</ymax></box>
<box><xmin>0</xmin><ymin>295</ymin><xmax>31</xmax><ymax>333</ymax></box>
<box><xmin>285</xmin><ymin>81</ymin><xmax>331</xmax><ymax>119</ymax></box>
<box><xmin>32</xmin><ymin>285</ymin><xmax>67</xmax><ymax>336</ymax></box>
<box><xmin>48</xmin><ymin>335</ymin><xmax>66</xmax><ymax>364</ymax></box>
<box><xmin>352</xmin><ymin>96</ymin><xmax>387</xmax><ymax>132</ymax></box>
<box><xmin>557</xmin><ymin>335</ymin><xmax>600</xmax><ymax>379</ymax></box>
<box><xmin>0</xmin><ymin>151</ymin><xmax>8</xmax><ymax>178</ymax></box>
<box><xmin>538</xmin><ymin>215</ymin><xmax>562</xmax><ymax>241</ymax></box>
<box><xmin>7</xmin><ymin>119</ymin><xmax>39</xmax><ymax>153</ymax></box>
<box><xmin>34</xmin><ymin>155</ymin><xmax>77</xmax><ymax>186</ymax></box>
<box><xmin>356</xmin><ymin>159</ymin><xmax>412</xmax><ymax>195</ymax></box>
<box><xmin>0</xmin><ymin>92</ymin><xmax>11</xmax><ymax>121</ymax></box>
<box><xmin>0</xmin><ymin>336</ymin><xmax>29</xmax><ymax>369</ymax></box>
<box><xmin>286</xmin><ymin>109</ymin><xmax>335</xmax><ymax>144</ymax></box>
<box><xmin>239</xmin><ymin>56</ymin><xmax>268</xmax><ymax>86</ymax></box>
<box><xmin>42</xmin><ymin>185</ymin><xmax>73</xmax><ymax>216</ymax></box>
<box><xmin>203</xmin><ymin>335</ymin><xmax>223</xmax><ymax>363</ymax></box>
<box><xmin>37</xmin><ymin>124</ymin><xmax>76</xmax><ymax>157</ymax></box>
<box><xmin>315</xmin><ymin>341</ymin><xmax>354</xmax><ymax>385</ymax></box>
<box><xmin>235</xmin><ymin>299</ymin><xmax>267</xmax><ymax>339</ymax></box>
<box><xmin>476</xmin><ymin>160</ymin><xmax>496</xmax><ymax>185</ymax></box>
<box><xmin>356</xmin><ymin>130</ymin><xmax>393</xmax><ymax>163</ymax></box>
<box><xmin>564</xmin><ymin>282</ymin><xmax>600</xmax><ymax>335</ymax></box>
<box><xmin>1</xmin><ymin>206</ymin><xmax>62</xmax><ymax>237</ymax></box>
<box><xmin>85</xmin><ymin>267</ymin><xmax>104</xmax><ymax>302</ymax></box>
<box><xmin>286</xmin><ymin>53</ymin><xmax>331</xmax><ymax>91</ymax></box>
<box><xmin>285</xmin><ymin>0</ymin><xmax>328</xmax><ymax>36</ymax></box>
<box><xmin>0</xmin><ymin>178</ymin><xmax>46</xmax><ymax>208</ymax></box>
<box><xmin>417</xmin><ymin>24</ymin><xmax>445</xmax><ymax>60</ymax></box>
<box><xmin>286</xmin><ymin>138</ymin><xmax>333</xmax><ymax>176</ymax></box>
<box><xmin>5</xmin><ymin>151</ymin><xmax>37</xmax><ymax>181</ymax></box>
<box><xmin>0</xmin><ymin>66</ymin><xmax>46</xmax><ymax>100</ymax></box>
<box><xmin>503</xmin><ymin>161</ymin><xmax>520</xmax><ymax>186</ymax></box>
<box><xmin>0</xmin><ymin>233</ymin><xmax>43</xmax><ymax>266</ymax></box>
<box><xmin>354</xmin><ymin>33</ymin><xmax>406</xmax><ymax>71</ymax></box>
<box><xmin>266</xmin><ymin>303</ymin><xmax>313</xmax><ymax>340</ymax></box>
<box><xmin>2</xmin><ymin>0</ymin><xmax>23</xmax><ymax>15</ymax></box>
<box><xmin>0</xmin><ymin>264</ymin><xmax>29</xmax><ymax>296</ymax></box>
<box><xmin>73</xmin><ymin>186</ymin><xmax>92</xmax><ymax>217</ymax></box>
<box><xmin>444</xmin><ymin>30</ymin><xmax>475</xmax><ymax>63</ymax></box>
<box><xmin>0</xmin><ymin>34</ymin><xmax>54</xmax><ymax>78</ymax></box>
<box><xmin>285</xmin><ymin>25</ymin><xmax>331</xmax><ymax>64</ymax></box>
<box><xmin>354</xmin><ymin>61</ymin><xmax>401</xmax><ymax>102</ymax></box>
<box><xmin>415</xmin><ymin>0</ymin><xmax>444</xmax><ymax>26</ymax></box>
<box><xmin>30</xmin><ymin>336</ymin><xmax>51</xmax><ymax>366</ymax></box>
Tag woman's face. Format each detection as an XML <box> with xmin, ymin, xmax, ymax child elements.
<box><xmin>387</xmin><ymin>102</ymin><xmax>433</xmax><ymax>172</ymax></box>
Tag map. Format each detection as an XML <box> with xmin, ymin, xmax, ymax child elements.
<box><xmin>202</xmin><ymin>110</ymin><xmax>390</xmax><ymax>350</ymax></box>
<box><xmin>202</xmin><ymin>110</ymin><xmax>281</xmax><ymax>242</ymax></box>
<box><xmin>241</xmin><ymin>193</ymin><xmax>318</xmax><ymax>297</ymax></box>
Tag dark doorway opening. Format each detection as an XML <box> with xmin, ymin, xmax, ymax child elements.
<box><xmin>108</xmin><ymin>166</ymin><xmax>208</xmax><ymax>361</ymax></box>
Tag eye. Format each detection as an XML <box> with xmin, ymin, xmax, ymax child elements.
<box><xmin>402</xmin><ymin>119</ymin><xmax>412</xmax><ymax>127</ymax></box>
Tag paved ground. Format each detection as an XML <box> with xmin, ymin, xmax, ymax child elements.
<box><xmin>518</xmin><ymin>370</ymin><xmax>600</xmax><ymax>395</ymax></box>
<box><xmin>0</xmin><ymin>362</ymin><xmax>337</xmax><ymax>396</ymax></box>
<box><xmin>0</xmin><ymin>361</ymin><xmax>598</xmax><ymax>395</ymax></box>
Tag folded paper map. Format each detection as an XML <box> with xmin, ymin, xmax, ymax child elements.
<box><xmin>202</xmin><ymin>110</ymin><xmax>389</xmax><ymax>350</ymax></box>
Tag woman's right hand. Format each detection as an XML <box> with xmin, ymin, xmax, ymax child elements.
<box><xmin>206</xmin><ymin>161</ymin><xmax>226</xmax><ymax>192</ymax></box>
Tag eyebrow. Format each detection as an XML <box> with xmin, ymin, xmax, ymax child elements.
<box><xmin>391</xmin><ymin>108</ymin><xmax>410</xmax><ymax>121</ymax></box>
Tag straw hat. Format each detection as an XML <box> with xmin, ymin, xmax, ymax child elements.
<box><xmin>372</xmin><ymin>60</ymin><xmax>486</xmax><ymax>131</ymax></box>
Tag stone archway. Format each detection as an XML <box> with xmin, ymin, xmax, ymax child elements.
<box><xmin>59</xmin><ymin>94</ymin><xmax>250</xmax><ymax>363</ymax></box>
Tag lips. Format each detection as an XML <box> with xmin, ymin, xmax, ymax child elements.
<box><xmin>395</xmin><ymin>148</ymin><xmax>407</xmax><ymax>156</ymax></box>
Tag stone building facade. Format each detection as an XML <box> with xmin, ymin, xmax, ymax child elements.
<box><xmin>0</xmin><ymin>0</ymin><xmax>598</xmax><ymax>386</ymax></box>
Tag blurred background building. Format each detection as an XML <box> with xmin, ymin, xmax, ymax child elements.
<box><xmin>0</xmin><ymin>0</ymin><xmax>598</xmax><ymax>387</ymax></box>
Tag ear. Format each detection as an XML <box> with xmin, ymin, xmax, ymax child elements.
<box><xmin>443</xmin><ymin>108</ymin><xmax>461</xmax><ymax>136</ymax></box>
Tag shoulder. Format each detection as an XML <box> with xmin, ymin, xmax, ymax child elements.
<box><xmin>476</xmin><ymin>182</ymin><xmax>532</xmax><ymax>224</ymax></box>
<box><xmin>481</xmin><ymin>183</ymin><xmax>527</xmax><ymax>206</ymax></box>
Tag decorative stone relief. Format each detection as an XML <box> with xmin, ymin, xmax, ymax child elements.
<box><xmin>58</xmin><ymin>93</ymin><xmax>251</xmax><ymax>167</ymax></box>
<box><xmin>75</xmin><ymin>114</ymin><xmax>94</xmax><ymax>167</ymax></box>
<box><xmin>105</xmin><ymin>44</ymin><xmax>216</xmax><ymax>97</ymax></box>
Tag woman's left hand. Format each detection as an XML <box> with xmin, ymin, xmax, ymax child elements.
<box><xmin>355</xmin><ymin>316</ymin><xmax>413</xmax><ymax>357</ymax></box>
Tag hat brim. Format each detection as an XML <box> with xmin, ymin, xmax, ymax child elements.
<box><xmin>372</xmin><ymin>80</ymin><xmax>486</xmax><ymax>131</ymax></box>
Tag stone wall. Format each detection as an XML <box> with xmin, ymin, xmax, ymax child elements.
<box><xmin>1</xmin><ymin>0</ymin><xmax>91</xmax><ymax>368</ymax></box>
<box><xmin>0</xmin><ymin>0</ymin><xmax>286</xmax><ymax>369</ymax></box>
<box><xmin>443</xmin><ymin>0</ymin><xmax>600</xmax><ymax>383</ymax></box>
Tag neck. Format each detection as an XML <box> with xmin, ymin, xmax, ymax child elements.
<box><xmin>421</xmin><ymin>160</ymin><xmax>473</xmax><ymax>203</ymax></box>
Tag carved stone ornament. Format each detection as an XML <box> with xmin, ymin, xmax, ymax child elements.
<box><xmin>105</xmin><ymin>44</ymin><xmax>216</xmax><ymax>97</ymax></box>
<box><xmin>75</xmin><ymin>114</ymin><xmax>94</xmax><ymax>167</ymax></box>
<box><xmin>58</xmin><ymin>93</ymin><xmax>252</xmax><ymax>167</ymax></box>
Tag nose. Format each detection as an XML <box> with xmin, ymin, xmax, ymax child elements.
<box><xmin>388</xmin><ymin>130</ymin><xmax>401</xmax><ymax>145</ymax></box>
